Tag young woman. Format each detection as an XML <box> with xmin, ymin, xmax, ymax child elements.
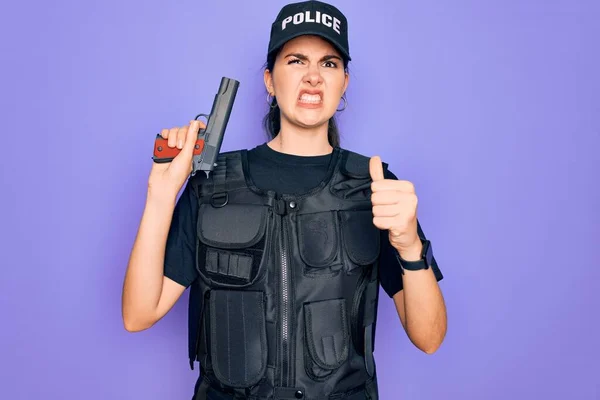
<box><xmin>122</xmin><ymin>1</ymin><xmax>447</xmax><ymax>399</ymax></box>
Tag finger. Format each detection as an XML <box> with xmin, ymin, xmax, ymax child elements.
<box><xmin>372</xmin><ymin>204</ymin><xmax>403</xmax><ymax>217</ymax></box>
<box><xmin>369</xmin><ymin>156</ymin><xmax>385</xmax><ymax>181</ymax></box>
<box><xmin>176</xmin><ymin>126</ymin><xmax>188</xmax><ymax>149</ymax></box>
<box><xmin>371</xmin><ymin>191</ymin><xmax>402</xmax><ymax>205</ymax></box>
<box><xmin>372</xmin><ymin>216</ymin><xmax>394</xmax><ymax>230</ymax></box>
<box><xmin>371</xmin><ymin>179</ymin><xmax>415</xmax><ymax>193</ymax></box>
<box><xmin>168</xmin><ymin>127</ymin><xmax>179</xmax><ymax>148</ymax></box>
<box><xmin>160</xmin><ymin>128</ymin><xmax>169</xmax><ymax>139</ymax></box>
<box><xmin>373</xmin><ymin>216</ymin><xmax>412</xmax><ymax>231</ymax></box>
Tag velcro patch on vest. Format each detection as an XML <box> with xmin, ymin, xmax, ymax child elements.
<box><xmin>209</xmin><ymin>290</ymin><xmax>267</xmax><ymax>387</ymax></box>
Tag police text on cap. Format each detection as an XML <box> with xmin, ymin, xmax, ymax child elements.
<box><xmin>281</xmin><ymin>11</ymin><xmax>342</xmax><ymax>35</ymax></box>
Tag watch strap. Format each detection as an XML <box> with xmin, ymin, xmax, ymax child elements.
<box><xmin>395</xmin><ymin>239</ymin><xmax>433</xmax><ymax>272</ymax></box>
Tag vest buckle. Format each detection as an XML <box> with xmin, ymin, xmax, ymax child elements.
<box><xmin>210</xmin><ymin>192</ymin><xmax>228</xmax><ymax>208</ymax></box>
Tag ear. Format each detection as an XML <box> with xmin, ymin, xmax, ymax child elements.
<box><xmin>264</xmin><ymin>69</ymin><xmax>274</xmax><ymax>95</ymax></box>
<box><xmin>342</xmin><ymin>70</ymin><xmax>349</xmax><ymax>96</ymax></box>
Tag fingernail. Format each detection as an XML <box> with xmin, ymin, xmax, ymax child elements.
<box><xmin>178</xmin><ymin>140</ymin><xmax>183</xmax><ymax>148</ymax></box>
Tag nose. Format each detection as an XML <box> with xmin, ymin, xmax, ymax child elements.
<box><xmin>303</xmin><ymin>64</ymin><xmax>323</xmax><ymax>86</ymax></box>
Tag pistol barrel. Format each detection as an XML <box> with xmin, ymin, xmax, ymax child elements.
<box><xmin>193</xmin><ymin>77</ymin><xmax>240</xmax><ymax>176</ymax></box>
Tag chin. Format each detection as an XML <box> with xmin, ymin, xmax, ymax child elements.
<box><xmin>293</xmin><ymin>107</ymin><xmax>334</xmax><ymax>127</ymax></box>
<box><xmin>296</xmin><ymin>116</ymin><xmax>325</xmax><ymax>127</ymax></box>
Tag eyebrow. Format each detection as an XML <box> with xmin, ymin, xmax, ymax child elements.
<box><xmin>284</xmin><ymin>53</ymin><xmax>342</xmax><ymax>62</ymax></box>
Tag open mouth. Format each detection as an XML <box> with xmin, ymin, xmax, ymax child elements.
<box><xmin>298</xmin><ymin>90</ymin><xmax>323</xmax><ymax>106</ymax></box>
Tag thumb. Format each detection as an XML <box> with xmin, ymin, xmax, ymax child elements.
<box><xmin>369</xmin><ymin>156</ymin><xmax>385</xmax><ymax>181</ymax></box>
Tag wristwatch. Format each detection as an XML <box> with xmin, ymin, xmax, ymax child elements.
<box><xmin>395</xmin><ymin>239</ymin><xmax>433</xmax><ymax>273</ymax></box>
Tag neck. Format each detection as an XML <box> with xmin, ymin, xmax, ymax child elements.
<box><xmin>268</xmin><ymin>117</ymin><xmax>333</xmax><ymax>156</ymax></box>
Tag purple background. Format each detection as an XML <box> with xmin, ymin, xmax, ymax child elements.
<box><xmin>2</xmin><ymin>0</ymin><xmax>599</xmax><ymax>399</ymax></box>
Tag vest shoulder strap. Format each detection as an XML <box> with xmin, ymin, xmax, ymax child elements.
<box><xmin>339</xmin><ymin>148</ymin><xmax>389</xmax><ymax>179</ymax></box>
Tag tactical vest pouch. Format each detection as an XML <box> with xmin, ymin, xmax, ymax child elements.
<box><xmin>303</xmin><ymin>298</ymin><xmax>349</xmax><ymax>380</ymax></box>
<box><xmin>297</xmin><ymin>211</ymin><xmax>340</xmax><ymax>276</ymax></box>
<box><xmin>209</xmin><ymin>289</ymin><xmax>267</xmax><ymax>388</ymax></box>
<box><xmin>296</xmin><ymin>209</ymin><xmax>380</xmax><ymax>277</ymax></box>
<box><xmin>340</xmin><ymin>210</ymin><xmax>381</xmax><ymax>273</ymax></box>
<box><xmin>197</xmin><ymin>203</ymin><xmax>270</xmax><ymax>288</ymax></box>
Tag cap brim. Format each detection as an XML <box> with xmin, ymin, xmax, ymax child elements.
<box><xmin>268</xmin><ymin>30</ymin><xmax>351</xmax><ymax>61</ymax></box>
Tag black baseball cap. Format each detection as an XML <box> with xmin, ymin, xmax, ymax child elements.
<box><xmin>267</xmin><ymin>0</ymin><xmax>351</xmax><ymax>61</ymax></box>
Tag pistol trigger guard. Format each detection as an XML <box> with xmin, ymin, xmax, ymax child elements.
<box><xmin>194</xmin><ymin>113</ymin><xmax>210</xmax><ymax>137</ymax></box>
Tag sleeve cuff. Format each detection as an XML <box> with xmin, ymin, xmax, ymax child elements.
<box><xmin>164</xmin><ymin>263</ymin><xmax>194</xmax><ymax>288</ymax></box>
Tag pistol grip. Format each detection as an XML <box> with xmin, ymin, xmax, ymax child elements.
<box><xmin>152</xmin><ymin>134</ymin><xmax>205</xmax><ymax>163</ymax></box>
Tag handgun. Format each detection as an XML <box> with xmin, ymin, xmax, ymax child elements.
<box><xmin>152</xmin><ymin>76</ymin><xmax>240</xmax><ymax>178</ymax></box>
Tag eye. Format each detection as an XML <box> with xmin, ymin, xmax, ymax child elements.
<box><xmin>287</xmin><ymin>58</ymin><xmax>302</xmax><ymax>64</ymax></box>
<box><xmin>323</xmin><ymin>60</ymin><xmax>338</xmax><ymax>68</ymax></box>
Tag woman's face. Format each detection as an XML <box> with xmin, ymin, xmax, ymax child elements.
<box><xmin>264</xmin><ymin>35</ymin><xmax>349</xmax><ymax>130</ymax></box>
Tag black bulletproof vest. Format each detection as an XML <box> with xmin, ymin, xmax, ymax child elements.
<box><xmin>187</xmin><ymin>147</ymin><xmax>386</xmax><ymax>400</ymax></box>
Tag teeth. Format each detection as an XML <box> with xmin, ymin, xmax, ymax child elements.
<box><xmin>299</xmin><ymin>93</ymin><xmax>321</xmax><ymax>103</ymax></box>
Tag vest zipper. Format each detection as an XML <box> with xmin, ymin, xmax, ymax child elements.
<box><xmin>280</xmin><ymin>214</ymin><xmax>291</xmax><ymax>387</ymax></box>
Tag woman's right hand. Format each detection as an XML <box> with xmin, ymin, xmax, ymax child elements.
<box><xmin>147</xmin><ymin>119</ymin><xmax>205</xmax><ymax>199</ymax></box>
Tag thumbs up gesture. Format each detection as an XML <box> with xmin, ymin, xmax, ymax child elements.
<box><xmin>369</xmin><ymin>156</ymin><xmax>421</xmax><ymax>254</ymax></box>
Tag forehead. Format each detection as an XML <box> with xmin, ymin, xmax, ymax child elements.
<box><xmin>280</xmin><ymin>35</ymin><xmax>341</xmax><ymax>57</ymax></box>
